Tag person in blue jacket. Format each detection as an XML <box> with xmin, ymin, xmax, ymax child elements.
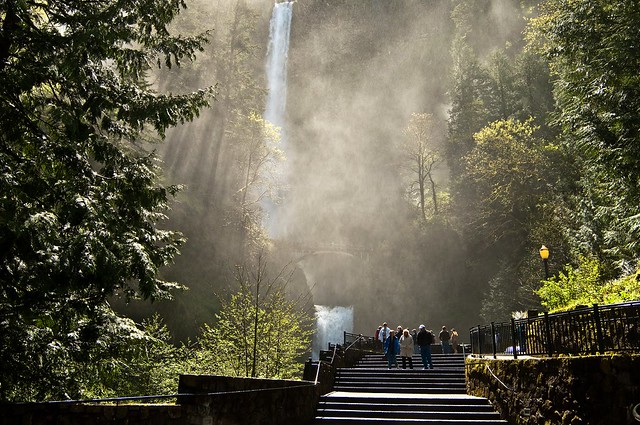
<box><xmin>384</xmin><ymin>329</ymin><xmax>400</xmax><ymax>369</ymax></box>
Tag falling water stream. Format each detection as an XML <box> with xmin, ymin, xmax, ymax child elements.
<box><xmin>263</xmin><ymin>1</ymin><xmax>293</xmax><ymax>239</ymax></box>
<box><xmin>263</xmin><ymin>3</ymin><xmax>354</xmax><ymax>359</ymax></box>
<box><xmin>265</xmin><ymin>2</ymin><xmax>293</xmax><ymax>128</ymax></box>
<box><xmin>313</xmin><ymin>305</ymin><xmax>354</xmax><ymax>360</ymax></box>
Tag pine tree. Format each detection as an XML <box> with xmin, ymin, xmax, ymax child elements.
<box><xmin>0</xmin><ymin>0</ymin><xmax>213</xmax><ymax>401</ymax></box>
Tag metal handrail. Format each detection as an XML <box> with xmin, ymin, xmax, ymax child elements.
<box><xmin>33</xmin><ymin>383</ymin><xmax>318</xmax><ymax>405</ymax></box>
<box><xmin>344</xmin><ymin>334</ymin><xmax>365</xmax><ymax>352</ymax></box>
<box><xmin>329</xmin><ymin>342</ymin><xmax>339</xmax><ymax>365</ymax></box>
<box><xmin>484</xmin><ymin>364</ymin><xmax>514</xmax><ymax>392</ymax></box>
<box><xmin>314</xmin><ymin>359</ymin><xmax>322</xmax><ymax>385</ymax></box>
<box><xmin>312</xmin><ymin>343</ymin><xmax>339</xmax><ymax>385</ymax></box>
<box><xmin>470</xmin><ymin>300</ymin><xmax>640</xmax><ymax>358</ymax></box>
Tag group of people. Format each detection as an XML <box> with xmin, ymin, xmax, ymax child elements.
<box><xmin>375</xmin><ymin>322</ymin><xmax>459</xmax><ymax>369</ymax></box>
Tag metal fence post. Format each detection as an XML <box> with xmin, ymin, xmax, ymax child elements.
<box><xmin>510</xmin><ymin>318</ymin><xmax>518</xmax><ymax>359</ymax></box>
<box><xmin>477</xmin><ymin>325</ymin><xmax>483</xmax><ymax>355</ymax></box>
<box><xmin>544</xmin><ymin>312</ymin><xmax>553</xmax><ymax>356</ymax></box>
<box><xmin>344</xmin><ymin>330</ymin><xmax>347</xmax><ymax>346</ymax></box>
<box><xmin>491</xmin><ymin>322</ymin><xmax>497</xmax><ymax>359</ymax></box>
<box><xmin>593</xmin><ymin>304</ymin><xmax>605</xmax><ymax>354</ymax></box>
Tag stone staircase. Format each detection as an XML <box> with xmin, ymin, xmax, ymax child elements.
<box><xmin>314</xmin><ymin>352</ymin><xmax>507</xmax><ymax>424</ymax></box>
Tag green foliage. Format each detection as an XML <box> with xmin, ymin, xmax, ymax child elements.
<box><xmin>538</xmin><ymin>257</ymin><xmax>640</xmax><ymax>312</ymax></box>
<box><xmin>526</xmin><ymin>0</ymin><xmax>640</xmax><ymax>267</ymax></box>
<box><xmin>463</xmin><ymin>118</ymin><xmax>550</xmax><ymax>246</ymax></box>
<box><xmin>192</xmin><ymin>254</ymin><xmax>313</xmax><ymax>379</ymax></box>
<box><xmin>536</xmin><ymin>257</ymin><xmax>602</xmax><ymax>311</ymax></box>
<box><xmin>0</xmin><ymin>0</ymin><xmax>212</xmax><ymax>401</ymax></box>
<box><xmin>83</xmin><ymin>313</ymin><xmax>190</xmax><ymax>398</ymax></box>
<box><xmin>227</xmin><ymin>112</ymin><xmax>284</xmax><ymax>258</ymax></box>
<box><xmin>1</xmin><ymin>306</ymin><xmax>188</xmax><ymax>401</ymax></box>
<box><xmin>599</xmin><ymin>272</ymin><xmax>640</xmax><ymax>305</ymax></box>
<box><xmin>535</xmin><ymin>256</ymin><xmax>640</xmax><ymax>311</ymax></box>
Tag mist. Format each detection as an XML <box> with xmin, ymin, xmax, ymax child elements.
<box><xmin>117</xmin><ymin>0</ymin><xmax>532</xmax><ymax>342</ymax></box>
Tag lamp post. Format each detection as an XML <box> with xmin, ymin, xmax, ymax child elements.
<box><xmin>539</xmin><ymin>245</ymin><xmax>549</xmax><ymax>279</ymax></box>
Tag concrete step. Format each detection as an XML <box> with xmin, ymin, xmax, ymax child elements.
<box><xmin>313</xmin><ymin>352</ymin><xmax>506</xmax><ymax>424</ymax></box>
<box><xmin>321</xmin><ymin>395</ymin><xmax>492</xmax><ymax>406</ymax></box>
<box><xmin>334</xmin><ymin>354</ymin><xmax>467</xmax><ymax>394</ymax></box>
<box><xmin>355</xmin><ymin>354</ymin><xmax>465</xmax><ymax>369</ymax></box>
<box><xmin>316</xmin><ymin>409</ymin><xmax>503</xmax><ymax>420</ymax></box>
<box><xmin>336</xmin><ymin>368</ymin><xmax>464</xmax><ymax>379</ymax></box>
<box><xmin>332</xmin><ymin>386</ymin><xmax>465</xmax><ymax>394</ymax></box>
<box><xmin>338</xmin><ymin>378</ymin><xmax>465</xmax><ymax>387</ymax></box>
<box><xmin>318</xmin><ymin>402</ymin><xmax>496</xmax><ymax>412</ymax></box>
<box><xmin>314</xmin><ymin>393</ymin><xmax>508</xmax><ymax>424</ymax></box>
<box><xmin>314</xmin><ymin>417</ymin><xmax>508</xmax><ymax>424</ymax></box>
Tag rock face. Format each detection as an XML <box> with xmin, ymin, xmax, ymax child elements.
<box><xmin>466</xmin><ymin>354</ymin><xmax>640</xmax><ymax>425</ymax></box>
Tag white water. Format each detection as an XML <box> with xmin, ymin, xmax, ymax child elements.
<box><xmin>263</xmin><ymin>2</ymin><xmax>293</xmax><ymax>238</ymax></box>
<box><xmin>313</xmin><ymin>305</ymin><xmax>354</xmax><ymax>360</ymax></box>
<box><xmin>265</xmin><ymin>2</ymin><xmax>293</xmax><ymax>127</ymax></box>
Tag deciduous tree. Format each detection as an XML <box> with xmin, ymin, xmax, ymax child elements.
<box><xmin>193</xmin><ymin>253</ymin><xmax>312</xmax><ymax>379</ymax></box>
<box><xmin>400</xmin><ymin>113</ymin><xmax>444</xmax><ymax>221</ymax></box>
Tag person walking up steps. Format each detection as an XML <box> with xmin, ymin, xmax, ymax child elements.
<box><xmin>416</xmin><ymin>325</ymin><xmax>434</xmax><ymax>369</ymax></box>
<box><xmin>384</xmin><ymin>329</ymin><xmax>400</xmax><ymax>369</ymax></box>
<box><xmin>411</xmin><ymin>328</ymin><xmax>419</xmax><ymax>354</ymax></box>
<box><xmin>439</xmin><ymin>326</ymin><xmax>451</xmax><ymax>354</ymax></box>
<box><xmin>399</xmin><ymin>329</ymin><xmax>414</xmax><ymax>369</ymax></box>
<box><xmin>379</xmin><ymin>322</ymin><xmax>390</xmax><ymax>344</ymax></box>
<box><xmin>451</xmin><ymin>328</ymin><xmax>460</xmax><ymax>353</ymax></box>
<box><xmin>375</xmin><ymin>325</ymin><xmax>382</xmax><ymax>351</ymax></box>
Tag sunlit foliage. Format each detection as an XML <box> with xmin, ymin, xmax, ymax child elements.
<box><xmin>227</xmin><ymin>112</ymin><xmax>285</xmax><ymax>258</ymax></box>
<box><xmin>0</xmin><ymin>0</ymin><xmax>212</xmax><ymax>401</ymax></box>
<box><xmin>463</xmin><ymin>118</ymin><xmax>549</xmax><ymax>245</ymax></box>
<box><xmin>192</xmin><ymin>254</ymin><xmax>313</xmax><ymax>379</ymax></box>
<box><xmin>537</xmin><ymin>257</ymin><xmax>640</xmax><ymax>312</ymax></box>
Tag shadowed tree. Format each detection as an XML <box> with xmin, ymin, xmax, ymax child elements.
<box><xmin>527</xmin><ymin>0</ymin><xmax>640</xmax><ymax>269</ymax></box>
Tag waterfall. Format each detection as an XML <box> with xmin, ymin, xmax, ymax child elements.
<box><xmin>265</xmin><ymin>2</ymin><xmax>293</xmax><ymax>128</ymax></box>
<box><xmin>263</xmin><ymin>1</ymin><xmax>293</xmax><ymax>238</ymax></box>
<box><xmin>313</xmin><ymin>305</ymin><xmax>354</xmax><ymax>360</ymax></box>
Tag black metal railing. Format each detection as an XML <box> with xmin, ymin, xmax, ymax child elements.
<box><xmin>470</xmin><ymin>301</ymin><xmax>640</xmax><ymax>358</ymax></box>
<box><xmin>343</xmin><ymin>331</ymin><xmax>380</xmax><ymax>352</ymax></box>
<box><xmin>303</xmin><ymin>332</ymin><xmax>375</xmax><ymax>393</ymax></box>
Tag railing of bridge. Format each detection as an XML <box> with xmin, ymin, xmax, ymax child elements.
<box><xmin>470</xmin><ymin>301</ymin><xmax>640</xmax><ymax>358</ymax></box>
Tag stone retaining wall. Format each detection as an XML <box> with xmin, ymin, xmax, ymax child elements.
<box><xmin>466</xmin><ymin>354</ymin><xmax>640</xmax><ymax>424</ymax></box>
<box><xmin>0</xmin><ymin>375</ymin><xmax>319</xmax><ymax>425</ymax></box>
<box><xmin>178</xmin><ymin>374</ymin><xmax>319</xmax><ymax>425</ymax></box>
<box><xmin>0</xmin><ymin>403</ymin><xmax>185</xmax><ymax>425</ymax></box>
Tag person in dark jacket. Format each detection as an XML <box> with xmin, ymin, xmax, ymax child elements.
<box><xmin>384</xmin><ymin>329</ymin><xmax>400</xmax><ymax>369</ymax></box>
<box><xmin>439</xmin><ymin>326</ymin><xmax>451</xmax><ymax>354</ymax></box>
<box><xmin>416</xmin><ymin>324</ymin><xmax>434</xmax><ymax>369</ymax></box>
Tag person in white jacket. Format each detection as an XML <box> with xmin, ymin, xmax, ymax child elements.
<box><xmin>399</xmin><ymin>329</ymin><xmax>414</xmax><ymax>369</ymax></box>
<box><xmin>378</xmin><ymin>322</ymin><xmax>391</xmax><ymax>343</ymax></box>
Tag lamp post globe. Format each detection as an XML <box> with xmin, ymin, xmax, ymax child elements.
<box><xmin>539</xmin><ymin>245</ymin><xmax>550</xmax><ymax>279</ymax></box>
